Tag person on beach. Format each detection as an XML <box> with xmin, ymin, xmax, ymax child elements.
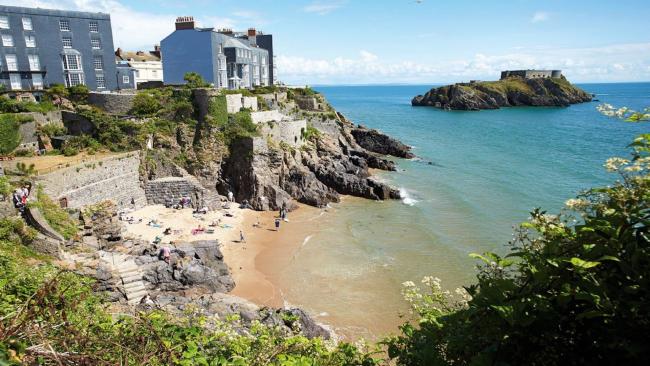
<box><xmin>275</xmin><ymin>218</ymin><xmax>281</xmax><ymax>231</ymax></box>
<box><xmin>227</xmin><ymin>190</ymin><xmax>234</xmax><ymax>202</ymax></box>
<box><xmin>240</xmin><ymin>230</ymin><xmax>246</xmax><ymax>243</ymax></box>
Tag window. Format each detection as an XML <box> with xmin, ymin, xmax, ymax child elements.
<box><xmin>32</xmin><ymin>74</ymin><xmax>43</xmax><ymax>89</ymax></box>
<box><xmin>122</xmin><ymin>75</ymin><xmax>130</xmax><ymax>84</ymax></box>
<box><xmin>1</xmin><ymin>34</ymin><xmax>13</xmax><ymax>47</ymax></box>
<box><xmin>89</xmin><ymin>21</ymin><xmax>98</xmax><ymax>32</ymax></box>
<box><xmin>96</xmin><ymin>75</ymin><xmax>105</xmax><ymax>88</ymax></box>
<box><xmin>25</xmin><ymin>35</ymin><xmax>36</xmax><ymax>47</ymax></box>
<box><xmin>93</xmin><ymin>56</ymin><xmax>103</xmax><ymax>70</ymax></box>
<box><xmin>151</xmin><ymin>70</ymin><xmax>157</xmax><ymax>77</ymax></box>
<box><xmin>91</xmin><ymin>38</ymin><xmax>101</xmax><ymax>49</ymax></box>
<box><xmin>59</xmin><ymin>19</ymin><xmax>70</xmax><ymax>31</ymax></box>
<box><xmin>22</xmin><ymin>17</ymin><xmax>32</xmax><ymax>30</ymax></box>
<box><xmin>10</xmin><ymin>74</ymin><xmax>21</xmax><ymax>89</ymax></box>
<box><xmin>5</xmin><ymin>54</ymin><xmax>17</xmax><ymax>71</ymax></box>
<box><xmin>62</xmin><ymin>54</ymin><xmax>81</xmax><ymax>70</ymax></box>
<box><xmin>67</xmin><ymin>73</ymin><xmax>83</xmax><ymax>86</ymax></box>
<box><xmin>28</xmin><ymin>54</ymin><xmax>40</xmax><ymax>70</ymax></box>
<box><xmin>0</xmin><ymin>16</ymin><xmax>9</xmax><ymax>29</ymax></box>
<box><xmin>62</xmin><ymin>37</ymin><xmax>72</xmax><ymax>48</ymax></box>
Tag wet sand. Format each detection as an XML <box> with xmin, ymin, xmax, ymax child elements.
<box><xmin>224</xmin><ymin>203</ymin><xmax>325</xmax><ymax>308</ymax></box>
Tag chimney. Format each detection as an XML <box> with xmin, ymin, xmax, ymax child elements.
<box><xmin>218</xmin><ymin>28</ymin><xmax>233</xmax><ymax>35</ymax></box>
<box><xmin>151</xmin><ymin>44</ymin><xmax>161</xmax><ymax>59</ymax></box>
<box><xmin>115</xmin><ymin>47</ymin><xmax>123</xmax><ymax>60</ymax></box>
<box><xmin>247</xmin><ymin>28</ymin><xmax>257</xmax><ymax>37</ymax></box>
<box><xmin>175</xmin><ymin>16</ymin><xmax>195</xmax><ymax>30</ymax></box>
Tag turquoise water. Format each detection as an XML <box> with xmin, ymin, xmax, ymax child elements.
<box><xmin>275</xmin><ymin>83</ymin><xmax>650</xmax><ymax>338</ymax></box>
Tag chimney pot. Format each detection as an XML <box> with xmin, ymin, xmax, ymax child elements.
<box><xmin>175</xmin><ymin>16</ymin><xmax>195</xmax><ymax>30</ymax></box>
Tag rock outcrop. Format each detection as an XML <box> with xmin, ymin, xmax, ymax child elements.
<box><xmin>412</xmin><ymin>76</ymin><xmax>592</xmax><ymax>110</ymax></box>
<box><xmin>219</xmin><ymin>118</ymin><xmax>403</xmax><ymax>210</ymax></box>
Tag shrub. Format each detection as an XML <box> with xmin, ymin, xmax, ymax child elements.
<box><xmin>208</xmin><ymin>95</ymin><xmax>228</xmax><ymax>127</ymax></box>
<box><xmin>38</xmin><ymin>123</ymin><xmax>66</xmax><ymax>138</ymax></box>
<box><xmin>184</xmin><ymin>72</ymin><xmax>210</xmax><ymax>88</ymax></box>
<box><xmin>131</xmin><ymin>92</ymin><xmax>162</xmax><ymax>116</ymax></box>
<box><xmin>67</xmin><ymin>84</ymin><xmax>89</xmax><ymax>103</ymax></box>
<box><xmin>0</xmin><ymin>114</ymin><xmax>21</xmax><ymax>154</ymax></box>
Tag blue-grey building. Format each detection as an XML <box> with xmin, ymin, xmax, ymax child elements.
<box><xmin>161</xmin><ymin>17</ymin><xmax>273</xmax><ymax>89</ymax></box>
<box><xmin>116</xmin><ymin>61</ymin><xmax>136</xmax><ymax>89</ymax></box>
<box><xmin>0</xmin><ymin>5</ymin><xmax>117</xmax><ymax>92</ymax></box>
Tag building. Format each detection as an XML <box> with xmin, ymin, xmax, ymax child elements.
<box><xmin>0</xmin><ymin>5</ymin><xmax>118</xmax><ymax>92</ymax></box>
<box><xmin>115</xmin><ymin>46</ymin><xmax>163</xmax><ymax>88</ymax></box>
<box><xmin>161</xmin><ymin>16</ymin><xmax>273</xmax><ymax>89</ymax></box>
<box><xmin>500</xmin><ymin>70</ymin><xmax>562</xmax><ymax>80</ymax></box>
<box><xmin>115</xmin><ymin>61</ymin><xmax>136</xmax><ymax>89</ymax></box>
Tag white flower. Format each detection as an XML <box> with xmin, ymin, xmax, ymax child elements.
<box><xmin>565</xmin><ymin>198</ymin><xmax>589</xmax><ymax>210</ymax></box>
<box><xmin>604</xmin><ymin>157</ymin><xmax>629</xmax><ymax>172</ymax></box>
<box><xmin>402</xmin><ymin>281</ymin><xmax>416</xmax><ymax>288</ymax></box>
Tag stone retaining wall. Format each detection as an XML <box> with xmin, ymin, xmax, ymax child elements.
<box><xmin>226</xmin><ymin>94</ymin><xmax>243</xmax><ymax>114</ymax></box>
<box><xmin>251</xmin><ymin>110</ymin><xmax>284</xmax><ymax>124</ymax></box>
<box><xmin>262</xmin><ymin>120</ymin><xmax>307</xmax><ymax>147</ymax></box>
<box><xmin>144</xmin><ymin>177</ymin><xmax>203</xmax><ymax>205</ymax></box>
<box><xmin>37</xmin><ymin>153</ymin><xmax>147</xmax><ymax>209</ymax></box>
<box><xmin>88</xmin><ymin>92</ymin><xmax>137</xmax><ymax>115</ymax></box>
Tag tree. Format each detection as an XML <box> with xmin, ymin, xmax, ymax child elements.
<box><xmin>184</xmin><ymin>72</ymin><xmax>210</xmax><ymax>88</ymax></box>
<box><xmin>131</xmin><ymin>92</ymin><xmax>162</xmax><ymax>116</ymax></box>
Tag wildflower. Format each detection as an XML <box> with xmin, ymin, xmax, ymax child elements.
<box><xmin>604</xmin><ymin>157</ymin><xmax>629</xmax><ymax>172</ymax></box>
<box><xmin>402</xmin><ymin>281</ymin><xmax>416</xmax><ymax>288</ymax></box>
<box><xmin>565</xmin><ymin>198</ymin><xmax>589</xmax><ymax>210</ymax></box>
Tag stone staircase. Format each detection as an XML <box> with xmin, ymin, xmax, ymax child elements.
<box><xmin>62</xmin><ymin>250</ymin><xmax>96</xmax><ymax>268</ymax></box>
<box><xmin>99</xmin><ymin>252</ymin><xmax>148</xmax><ymax>305</ymax></box>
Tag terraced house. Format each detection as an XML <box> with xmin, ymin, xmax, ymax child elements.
<box><xmin>161</xmin><ymin>16</ymin><xmax>275</xmax><ymax>89</ymax></box>
<box><xmin>0</xmin><ymin>5</ymin><xmax>117</xmax><ymax>93</ymax></box>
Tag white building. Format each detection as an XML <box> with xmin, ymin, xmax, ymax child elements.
<box><xmin>115</xmin><ymin>46</ymin><xmax>163</xmax><ymax>88</ymax></box>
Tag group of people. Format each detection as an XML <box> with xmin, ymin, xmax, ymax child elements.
<box><xmin>12</xmin><ymin>184</ymin><xmax>31</xmax><ymax>212</ymax></box>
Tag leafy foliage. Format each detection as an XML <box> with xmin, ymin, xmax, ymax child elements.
<box><xmin>0</xmin><ymin>96</ymin><xmax>56</xmax><ymax>114</ymax></box>
<box><xmin>385</xmin><ymin>136</ymin><xmax>650</xmax><ymax>365</ymax></box>
<box><xmin>184</xmin><ymin>72</ymin><xmax>210</xmax><ymax>88</ymax></box>
<box><xmin>208</xmin><ymin>95</ymin><xmax>228</xmax><ymax>127</ymax></box>
<box><xmin>131</xmin><ymin>92</ymin><xmax>163</xmax><ymax>116</ymax></box>
<box><xmin>0</xmin><ymin>114</ymin><xmax>21</xmax><ymax>154</ymax></box>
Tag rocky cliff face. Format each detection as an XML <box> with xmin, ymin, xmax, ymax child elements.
<box><xmin>412</xmin><ymin>77</ymin><xmax>592</xmax><ymax>110</ymax></box>
<box><xmin>219</xmin><ymin>118</ymin><xmax>409</xmax><ymax>211</ymax></box>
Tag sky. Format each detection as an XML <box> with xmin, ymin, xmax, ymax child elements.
<box><xmin>5</xmin><ymin>0</ymin><xmax>650</xmax><ymax>84</ymax></box>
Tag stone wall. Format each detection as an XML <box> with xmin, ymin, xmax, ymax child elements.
<box><xmin>251</xmin><ymin>110</ymin><xmax>284</xmax><ymax>124</ymax></box>
<box><xmin>144</xmin><ymin>176</ymin><xmax>204</xmax><ymax>206</ymax></box>
<box><xmin>261</xmin><ymin>120</ymin><xmax>307</xmax><ymax>147</ymax></box>
<box><xmin>18</xmin><ymin>121</ymin><xmax>39</xmax><ymax>150</ymax></box>
<box><xmin>295</xmin><ymin>96</ymin><xmax>322</xmax><ymax>111</ymax></box>
<box><xmin>242</xmin><ymin>96</ymin><xmax>258</xmax><ymax>111</ymax></box>
<box><xmin>226</xmin><ymin>94</ymin><xmax>243</xmax><ymax>114</ymax></box>
<box><xmin>87</xmin><ymin>92</ymin><xmax>137</xmax><ymax>115</ymax></box>
<box><xmin>23</xmin><ymin>111</ymin><xmax>63</xmax><ymax>126</ymax></box>
<box><xmin>37</xmin><ymin>152</ymin><xmax>147</xmax><ymax>209</ymax></box>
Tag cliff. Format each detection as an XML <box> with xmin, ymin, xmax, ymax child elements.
<box><xmin>411</xmin><ymin>76</ymin><xmax>592</xmax><ymax>110</ymax></box>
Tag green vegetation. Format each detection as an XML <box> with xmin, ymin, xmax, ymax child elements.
<box><xmin>208</xmin><ymin>95</ymin><xmax>228</xmax><ymax>127</ymax></box>
<box><xmin>76</xmin><ymin>107</ymin><xmax>146</xmax><ymax>152</ymax></box>
<box><xmin>67</xmin><ymin>84</ymin><xmax>89</xmax><ymax>103</ymax></box>
<box><xmin>0</xmin><ymin>114</ymin><xmax>21</xmax><ymax>154</ymax></box>
<box><xmin>222</xmin><ymin>88</ymin><xmax>254</xmax><ymax>97</ymax></box>
<box><xmin>0</xmin><ymin>176</ymin><xmax>11</xmax><ymax>198</ymax></box>
<box><xmin>131</xmin><ymin>92</ymin><xmax>163</xmax><ymax>116</ymax></box>
<box><xmin>475</xmin><ymin>77</ymin><xmax>534</xmax><ymax>95</ymax></box>
<box><xmin>37</xmin><ymin>123</ymin><xmax>66</xmax><ymax>138</ymax></box>
<box><xmin>28</xmin><ymin>186</ymin><xmax>78</xmax><ymax>240</ymax></box>
<box><xmin>301</xmin><ymin>125</ymin><xmax>321</xmax><ymax>142</ymax></box>
<box><xmin>184</xmin><ymin>72</ymin><xmax>210</xmax><ymax>88</ymax></box>
<box><xmin>224</xmin><ymin>110</ymin><xmax>259</xmax><ymax>143</ymax></box>
<box><xmin>0</xmin><ymin>96</ymin><xmax>56</xmax><ymax>114</ymax></box>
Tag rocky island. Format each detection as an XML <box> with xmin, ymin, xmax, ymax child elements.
<box><xmin>412</xmin><ymin>69</ymin><xmax>593</xmax><ymax>110</ymax></box>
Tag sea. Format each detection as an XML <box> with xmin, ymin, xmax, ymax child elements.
<box><xmin>271</xmin><ymin>83</ymin><xmax>650</xmax><ymax>339</ymax></box>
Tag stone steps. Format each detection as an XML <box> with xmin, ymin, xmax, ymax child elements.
<box><xmin>98</xmin><ymin>251</ymin><xmax>148</xmax><ymax>305</ymax></box>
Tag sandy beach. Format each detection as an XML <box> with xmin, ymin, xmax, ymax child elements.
<box><xmin>223</xmin><ymin>203</ymin><xmax>326</xmax><ymax>308</ymax></box>
<box><xmin>122</xmin><ymin>204</ymin><xmax>248</xmax><ymax>248</ymax></box>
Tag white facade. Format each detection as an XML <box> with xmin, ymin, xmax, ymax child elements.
<box><xmin>129</xmin><ymin>60</ymin><xmax>163</xmax><ymax>86</ymax></box>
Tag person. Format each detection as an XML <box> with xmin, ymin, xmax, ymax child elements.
<box><xmin>227</xmin><ymin>190</ymin><xmax>234</xmax><ymax>202</ymax></box>
<box><xmin>275</xmin><ymin>218</ymin><xmax>281</xmax><ymax>231</ymax></box>
<box><xmin>140</xmin><ymin>294</ymin><xmax>155</xmax><ymax>305</ymax></box>
<box><xmin>163</xmin><ymin>227</ymin><xmax>172</xmax><ymax>235</ymax></box>
<box><xmin>240</xmin><ymin>230</ymin><xmax>246</xmax><ymax>243</ymax></box>
<box><xmin>159</xmin><ymin>247</ymin><xmax>171</xmax><ymax>263</ymax></box>
<box><xmin>131</xmin><ymin>197</ymin><xmax>135</xmax><ymax>206</ymax></box>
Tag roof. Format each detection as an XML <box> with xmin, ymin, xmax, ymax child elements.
<box><xmin>0</xmin><ymin>5</ymin><xmax>110</xmax><ymax>20</ymax></box>
<box><xmin>223</xmin><ymin>37</ymin><xmax>252</xmax><ymax>50</ymax></box>
<box><xmin>115</xmin><ymin>51</ymin><xmax>161</xmax><ymax>62</ymax></box>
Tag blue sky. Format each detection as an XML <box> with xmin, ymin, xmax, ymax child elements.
<box><xmin>8</xmin><ymin>0</ymin><xmax>650</xmax><ymax>84</ymax></box>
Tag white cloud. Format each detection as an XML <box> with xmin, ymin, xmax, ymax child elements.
<box><xmin>277</xmin><ymin>43</ymin><xmax>650</xmax><ymax>84</ymax></box>
<box><xmin>531</xmin><ymin>11</ymin><xmax>549</xmax><ymax>23</ymax></box>
<box><xmin>303</xmin><ymin>1</ymin><xmax>344</xmax><ymax>15</ymax></box>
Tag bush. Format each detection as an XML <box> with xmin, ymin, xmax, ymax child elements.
<box><xmin>208</xmin><ymin>95</ymin><xmax>228</xmax><ymax>127</ymax></box>
<box><xmin>131</xmin><ymin>92</ymin><xmax>162</xmax><ymax>116</ymax></box>
<box><xmin>385</xmin><ymin>136</ymin><xmax>650</xmax><ymax>365</ymax></box>
<box><xmin>223</xmin><ymin>110</ymin><xmax>258</xmax><ymax>143</ymax></box>
<box><xmin>38</xmin><ymin>123</ymin><xmax>66</xmax><ymax>138</ymax></box>
<box><xmin>0</xmin><ymin>114</ymin><xmax>21</xmax><ymax>154</ymax></box>
<box><xmin>13</xmin><ymin>149</ymin><xmax>33</xmax><ymax>157</ymax></box>
<box><xmin>67</xmin><ymin>84</ymin><xmax>89</xmax><ymax>103</ymax></box>
<box><xmin>184</xmin><ymin>72</ymin><xmax>210</xmax><ymax>88</ymax></box>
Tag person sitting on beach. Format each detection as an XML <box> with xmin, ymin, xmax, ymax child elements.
<box><xmin>275</xmin><ymin>218</ymin><xmax>281</xmax><ymax>231</ymax></box>
<box><xmin>163</xmin><ymin>227</ymin><xmax>172</xmax><ymax>235</ymax></box>
<box><xmin>159</xmin><ymin>247</ymin><xmax>171</xmax><ymax>263</ymax></box>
